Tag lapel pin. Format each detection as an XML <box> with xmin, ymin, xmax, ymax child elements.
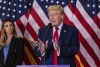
<box><xmin>64</xmin><ymin>30</ymin><xmax>66</xmax><ymax>32</ymax></box>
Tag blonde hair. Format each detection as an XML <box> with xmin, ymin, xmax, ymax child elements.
<box><xmin>47</xmin><ymin>5</ymin><xmax>64</xmax><ymax>14</ymax></box>
<box><xmin>0</xmin><ymin>19</ymin><xmax>18</xmax><ymax>45</ymax></box>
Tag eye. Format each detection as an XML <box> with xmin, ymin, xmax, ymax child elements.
<box><xmin>49</xmin><ymin>14</ymin><xmax>52</xmax><ymax>17</ymax></box>
<box><xmin>9</xmin><ymin>24</ymin><xmax>13</xmax><ymax>27</ymax></box>
<box><xmin>4</xmin><ymin>25</ymin><xmax>8</xmax><ymax>27</ymax></box>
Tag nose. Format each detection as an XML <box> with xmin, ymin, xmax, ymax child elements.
<box><xmin>8</xmin><ymin>25</ymin><xmax>12</xmax><ymax>29</ymax></box>
<box><xmin>50</xmin><ymin>16</ymin><xmax>54</xmax><ymax>20</ymax></box>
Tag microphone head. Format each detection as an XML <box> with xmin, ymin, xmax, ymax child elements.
<box><xmin>48</xmin><ymin>23</ymin><xmax>52</xmax><ymax>28</ymax></box>
<box><xmin>46</xmin><ymin>23</ymin><xmax>52</xmax><ymax>35</ymax></box>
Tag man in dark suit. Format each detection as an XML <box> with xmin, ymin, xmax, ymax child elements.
<box><xmin>34</xmin><ymin>5</ymin><xmax>80</xmax><ymax>67</ymax></box>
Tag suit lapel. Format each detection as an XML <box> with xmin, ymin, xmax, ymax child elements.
<box><xmin>59</xmin><ymin>23</ymin><xmax>68</xmax><ymax>46</ymax></box>
<box><xmin>0</xmin><ymin>48</ymin><xmax>4</xmax><ymax>64</ymax></box>
<box><xmin>5</xmin><ymin>37</ymin><xmax>15</xmax><ymax>62</ymax></box>
<box><xmin>47</xmin><ymin>27</ymin><xmax>53</xmax><ymax>48</ymax></box>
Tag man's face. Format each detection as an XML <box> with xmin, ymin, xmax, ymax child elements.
<box><xmin>48</xmin><ymin>10</ymin><xmax>63</xmax><ymax>27</ymax></box>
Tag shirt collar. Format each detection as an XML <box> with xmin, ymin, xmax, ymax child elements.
<box><xmin>53</xmin><ymin>22</ymin><xmax>63</xmax><ymax>31</ymax></box>
<box><xmin>58</xmin><ymin>22</ymin><xmax>63</xmax><ymax>31</ymax></box>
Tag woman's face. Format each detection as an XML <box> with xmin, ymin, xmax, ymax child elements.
<box><xmin>4</xmin><ymin>21</ymin><xmax>14</xmax><ymax>35</ymax></box>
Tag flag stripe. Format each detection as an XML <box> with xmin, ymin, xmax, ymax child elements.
<box><xmin>75</xmin><ymin>54</ymin><xmax>84</xmax><ymax>67</ymax></box>
<box><xmin>76</xmin><ymin>1</ymin><xmax>100</xmax><ymax>40</ymax></box>
<box><xmin>28</xmin><ymin>15</ymin><xmax>40</xmax><ymax>34</ymax></box>
<box><xmin>73</xmin><ymin>15</ymin><xmax>99</xmax><ymax>66</ymax></box>
<box><xmin>65</xmin><ymin>11</ymin><xmax>99</xmax><ymax>66</ymax></box>
<box><xmin>75</xmin><ymin>8</ymin><xmax>100</xmax><ymax>49</ymax></box>
<box><xmin>93</xmin><ymin>16</ymin><xmax>100</xmax><ymax>29</ymax></box>
<box><xmin>16</xmin><ymin>19</ymin><xmax>25</xmax><ymax>35</ymax></box>
<box><xmin>68</xmin><ymin>2</ymin><xmax>75</xmax><ymax>13</ymax></box>
<box><xmin>26</xmin><ymin>23</ymin><xmax>38</xmax><ymax>41</ymax></box>
<box><xmin>66</xmin><ymin>15</ymin><xmax>99</xmax><ymax>66</ymax></box>
<box><xmin>24</xmin><ymin>46</ymin><xmax>37</xmax><ymax>64</ymax></box>
<box><xmin>77</xmin><ymin>51</ymin><xmax>90</xmax><ymax>67</ymax></box>
<box><xmin>15</xmin><ymin>12</ymin><xmax>40</xmax><ymax>64</ymax></box>
<box><xmin>64</xmin><ymin>5</ymin><xmax>73</xmax><ymax>21</ymax></box>
<box><xmin>71</xmin><ymin>5</ymin><xmax>100</xmax><ymax>59</ymax></box>
<box><xmin>16</xmin><ymin>18</ymin><xmax>40</xmax><ymax>64</ymax></box>
<box><xmin>24</xmin><ymin>50</ymin><xmax>31</xmax><ymax>64</ymax></box>
<box><xmin>30</xmin><ymin>7</ymin><xmax>45</xmax><ymax>27</ymax></box>
<box><xmin>24</xmin><ymin>38</ymin><xmax>40</xmax><ymax>64</ymax></box>
<box><xmin>63</xmin><ymin>0</ymin><xmax>99</xmax><ymax>66</ymax></box>
<box><xmin>80</xmin><ymin>42</ymin><xmax>97</xmax><ymax>67</ymax></box>
<box><xmin>64</xmin><ymin>13</ymin><xmax>93</xmax><ymax>66</ymax></box>
<box><xmin>24</xmin><ymin>29</ymin><xmax>37</xmax><ymax>51</ymax></box>
<box><xmin>65</xmin><ymin>0</ymin><xmax>99</xmax><ymax>60</ymax></box>
<box><xmin>20</xmin><ymin>14</ymin><xmax>28</xmax><ymax>27</ymax></box>
<box><xmin>64</xmin><ymin>14</ymin><xmax>72</xmax><ymax>25</ymax></box>
<box><xmin>25</xmin><ymin>12</ymin><xmax>30</xmax><ymax>19</ymax></box>
<box><xmin>79</xmin><ymin>34</ymin><xmax>99</xmax><ymax>66</ymax></box>
<box><xmin>75</xmin><ymin>58</ymin><xmax>81</xmax><ymax>67</ymax></box>
<box><xmin>0</xmin><ymin>20</ymin><xmax>1</xmax><ymax>36</ymax></box>
<box><xmin>33</xmin><ymin>0</ymin><xmax>49</xmax><ymax>25</ymax></box>
<box><xmin>97</xmin><ymin>12</ymin><xmax>100</xmax><ymax>19</ymax></box>
<box><xmin>15</xmin><ymin>22</ymin><xmax>24</xmax><ymax>37</ymax></box>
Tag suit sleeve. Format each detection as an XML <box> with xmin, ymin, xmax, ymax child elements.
<box><xmin>60</xmin><ymin>28</ymin><xmax>80</xmax><ymax>57</ymax></box>
<box><xmin>13</xmin><ymin>38</ymin><xmax>24</xmax><ymax>67</ymax></box>
<box><xmin>34</xmin><ymin>28</ymin><xmax>44</xmax><ymax>57</ymax></box>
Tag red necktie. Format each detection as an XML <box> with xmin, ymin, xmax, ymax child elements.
<box><xmin>53</xmin><ymin>27</ymin><xmax>59</xmax><ymax>65</ymax></box>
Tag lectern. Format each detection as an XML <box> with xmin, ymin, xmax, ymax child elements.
<box><xmin>17</xmin><ymin>65</ymin><xmax>70</xmax><ymax>67</ymax></box>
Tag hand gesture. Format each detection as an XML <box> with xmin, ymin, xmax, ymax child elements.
<box><xmin>36</xmin><ymin>39</ymin><xmax>48</xmax><ymax>53</ymax></box>
<box><xmin>52</xmin><ymin>38</ymin><xmax>60</xmax><ymax>52</ymax></box>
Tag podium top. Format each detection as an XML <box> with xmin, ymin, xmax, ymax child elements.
<box><xmin>17</xmin><ymin>65</ymin><xmax>70</xmax><ymax>67</ymax></box>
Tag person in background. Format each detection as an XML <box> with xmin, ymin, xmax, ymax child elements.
<box><xmin>34</xmin><ymin>5</ymin><xmax>80</xmax><ymax>67</ymax></box>
<box><xmin>0</xmin><ymin>19</ymin><xmax>24</xmax><ymax>67</ymax></box>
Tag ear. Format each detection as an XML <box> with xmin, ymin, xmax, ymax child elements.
<box><xmin>61</xmin><ymin>14</ymin><xmax>64</xmax><ymax>20</ymax></box>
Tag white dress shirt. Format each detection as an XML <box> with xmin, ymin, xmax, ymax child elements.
<box><xmin>53</xmin><ymin>22</ymin><xmax>63</xmax><ymax>56</ymax></box>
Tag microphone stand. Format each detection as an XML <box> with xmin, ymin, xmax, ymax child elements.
<box><xmin>43</xmin><ymin>23</ymin><xmax>51</xmax><ymax>65</ymax></box>
<box><xmin>44</xmin><ymin>34</ymin><xmax>47</xmax><ymax>65</ymax></box>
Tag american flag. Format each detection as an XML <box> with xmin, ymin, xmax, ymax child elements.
<box><xmin>0</xmin><ymin>0</ymin><xmax>30</xmax><ymax>36</ymax></box>
<box><xmin>0</xmin><ymin>0</ymin><xmax>100</xmax><ymax>67</ymax></box>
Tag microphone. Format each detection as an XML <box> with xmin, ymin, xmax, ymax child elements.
<box><xmin>44</xmin><ymin>23</ymin><xmax>52</xmax><ymax>65</ymax></box>
<box><xmin>45</xmin><ymin>23</ymin><xmax>52</xmax><ymax>39</ymax></box>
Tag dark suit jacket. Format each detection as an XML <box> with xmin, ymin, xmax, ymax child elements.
<box><xmin>0</xmin><ymin>37</ymin><xmax>24</xmax><ymax>67</ymax></box>
<box><xmin>34</xmin><ymin>23</ymin><xmax>80</xmax><ymax>67</ymax></box>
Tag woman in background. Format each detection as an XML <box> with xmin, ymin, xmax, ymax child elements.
<box><xmin>0</xmin><ymin>19</ymin><xmax>24</xmax><ymax>67</ymax></box>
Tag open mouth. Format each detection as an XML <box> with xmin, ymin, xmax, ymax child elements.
<box><xmin>51</xmin><ymin>21</ymin><xmax>56</xmax><ymax>23</ymax></box>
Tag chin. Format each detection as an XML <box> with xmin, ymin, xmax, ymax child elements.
<box><xmin>7</xmin><ymin>32</ymin><xmax>13</xmax><ymax>34</ymax></box>
<box><xmin>51</xmin><ymin>23</ymin><xmax>57</xmax><ymax>27</ymax></box>
<box><xmin>51</xmin><ymin>24</ymin><xmax>55</xmax><ymax>27</ymax></box>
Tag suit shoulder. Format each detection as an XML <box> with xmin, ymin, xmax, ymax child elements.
<box><xmin>15</xmin><ymin>37</ymin><xmax>24</xmax><ymax>41</ymax></box>
<box><xmin>65</xmin><ymin>24</ymin><xmax>79</xmax><ymax>31</ymax></box>
<box><xmin>39</xmin><ymin>25</ymin><xmax>48</xmax><ymax>31</ymax></box>
<box><xmin>16</xmin><ymin>37</ymin><xmax>24</xmax><ymax>45</ymax></box>
<box><xmin>16</xmin><ymin>37</ymin><xmax>23</xmax><ymax>39</ymax></box>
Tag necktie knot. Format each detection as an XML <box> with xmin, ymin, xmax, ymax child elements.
<box><xmin>54</xmin><ymin>27</ymin><xmax>59</xmax><ymax>41</ymax></box>
<box><xmin>55</xmin><ymin>27</ymin><xmax>59</xmax><ymax>30</ymax></box>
